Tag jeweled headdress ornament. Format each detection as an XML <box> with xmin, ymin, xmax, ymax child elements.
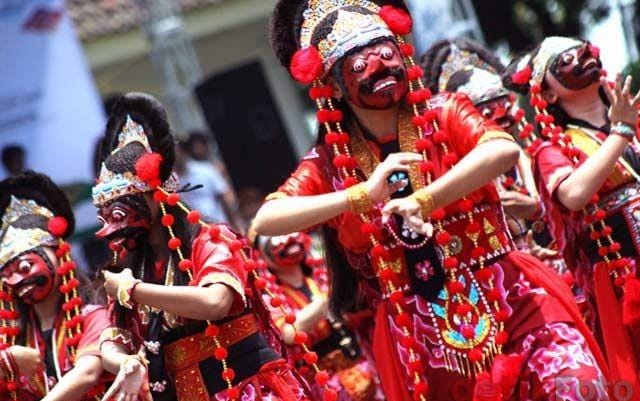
<box><xmin>298</xmin><ymin>0</ymin><xmax>394</xmax><ymax>73</ymax></box>
<box><xmin>93</xmin><ymin>116</ymin><xmax>178</xmax><ymax>206</ymax></box>
<box><xmin>93</xmin><ymin>93</ymin><xmax>180</xmax><ymax>207</ymax></box>
<box><xmin>0</xmin><ymin>195</ymin><xmax>56</xmax><ymax>267</ymax></box>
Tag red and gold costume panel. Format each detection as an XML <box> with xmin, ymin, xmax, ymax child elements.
<box><xmin>270</xmin><ymin>94</ymin><xmax>608</xmax><ymax>401</ymax></box>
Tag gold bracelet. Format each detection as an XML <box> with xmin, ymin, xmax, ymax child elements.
<box><xmin>346</xmin><ymin>183</ymin><xmax>374</xmax><ymax>214</ymax></box>
<box><xmin>117</xmin><ymin>277</ymin><xmax>141</xmax><ymax>310</ymax></box>
<box><xmin>411</xmin><ymin>189</ymin><xmax>435</xmax><ymax>219</ymax></box>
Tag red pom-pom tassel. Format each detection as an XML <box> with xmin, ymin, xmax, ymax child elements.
<box><xmin>48</xmin><ymin>217</ymin><xmax>68</xmax><ymax>237</ymax></box>
<box><xmin>379</xmin><ymin>6</ymin><xmax>413</xmax><ymax>35</ymax></box>
<box><xmin>135</xmin><ymin>152</ymin><xmax>163</xmax><ymax>188</ymax></box>
<box><xmin>290</xmin><ymin>47</ymin><xmax>324</xmax><ymax>85</ymax></box>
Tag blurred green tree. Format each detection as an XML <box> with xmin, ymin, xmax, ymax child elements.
<box><xmin>472</xmin><ymin>0</ymin><xmax>610</xmax><ymax>52</ymax></box>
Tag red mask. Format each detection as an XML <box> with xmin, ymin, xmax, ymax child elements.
<box><xmin>551</xmin><ymin>42</ymin><xmax>602</xmax><ymax>90</ymax></box>
<box><xmin>339</xmin><ymin>40</ymin><xmax>408</xmax><ymax>110</ymax></box>
<box><xmin>96</xmin><ymin>200</ymin><xmax>151</xmax><ymax>251</ymax></box>
<box><xmin>1</xmin><ymin>250</ymin><xmax>55</xmax><ymax>304</ymax></box>
<box><xmin>267</xmin><ymin>233</ymin><xmax>312</xmax><ymax>268</ymax></box>
<box><xmin>477</xmin><ymin>95</ymin><xmax>515</xmax><ymax>130</ymax></box>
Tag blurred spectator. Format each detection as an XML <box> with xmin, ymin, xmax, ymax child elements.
<box><xmin>175</xmin><ymin>140</ymin><xmax>240</xmax><ymax>226</ymax></box>
<box><xmin>237</xmin><ymin>186</ymin><xmax>266</xmax><ymax>231</ymax></box>
<box><xmin>185</xmin><ymin>131</ymin><xmax>211</xmax><ymax>161</ymax></box>
<box><xmin>1</xmin><ymin>145</ymin><xmax>26</xmax><ymax>177</ymax></box>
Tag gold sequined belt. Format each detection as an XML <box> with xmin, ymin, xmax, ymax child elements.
<box><xmin>164</xmin><ymin>314</ymin><xmax>258</xmax><ymax>372</ymax></box>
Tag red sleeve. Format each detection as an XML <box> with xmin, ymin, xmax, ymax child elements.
<box><xmin>190</xmin><ymin>226</ymin><xmax>247</xmax><ymax>315</ymax></box>
<box><xmin>535</xmin><ymin>144</ymin><xmax>575</xmax><ymax>198</ymax></box>
<box><xmin>441</xmin><ymin>93</ymin><xmax>506</xmax><ymax>157</ymax></box>
<box><xmin>266</xmin><ymin>147</ymin><xmax>333</xmax><ymax>200</ymax></box>
<box><xmin>76</xmin><ymin>306</ymin><xmax>111</xmax><ymax>359</ymax></box>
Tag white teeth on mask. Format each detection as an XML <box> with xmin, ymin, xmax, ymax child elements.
<box><xmin>17</xmin><ymin>284</ymin><xmax>35</xmax><ymax>297</ymax></box>
<box><xmin>373</xmin><ymin>80</ymin><xmax>397</xmax><ymax>93</ymax></box>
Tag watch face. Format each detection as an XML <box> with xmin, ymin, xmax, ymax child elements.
<box><xmin>388</xmin><ymin>171</ymin><xmax>410</xmax><ymax>197</ymax></box>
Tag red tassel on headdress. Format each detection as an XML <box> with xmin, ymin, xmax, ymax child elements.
<box><xmin>379</xmin><ymin>6</ymin><xmax>412</xmax><ymax>35</ymax></box>
<box><xmin>135</xmin><ymin>152</ymin><xmax>163</xmax><ymax>188</ymax></box>
<box><xmin>290</xmin><ymin>47</ymin><xmax>323</xmax><ymax>85</ymax></box>
<box><xmin>48</xmin><ymin>217</ymin><xmax>68</xmax><ymax>237</ymax></box>
<box><xmin>511</xmin><ymin>65</ymin><xmax>532</xmax><ymax>85</ymax></box>
<box><xmin>622</xmin><ymin>276</ymin><xmax>640</xmax><ymax>327</ymax></box>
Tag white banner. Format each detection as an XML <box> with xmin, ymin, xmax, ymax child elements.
<box><xmin>0</xmin><ymin>0</ymin><xmax>105</xmax><ymax>185</ymax></box>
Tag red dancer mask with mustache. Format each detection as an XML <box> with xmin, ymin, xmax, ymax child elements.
<box><xmin>339</xmin><ymin>40</ymin><xmax>408</xmax><ymax>110</ymax></box>
<box><xmin>2</xmin><ymin>251</ymin><xmax>55</xmax><ymax>304</ymax></box>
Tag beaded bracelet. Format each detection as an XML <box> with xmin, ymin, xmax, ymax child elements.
<box><xmin>346</xmin><ymin>183</ymin><xmax>374</xmax><ymax>214</ymax></box>
<box><xmin>611</xmin><ymin>121</ymin><xmax>636</xmax><ymax>140</ymax></box>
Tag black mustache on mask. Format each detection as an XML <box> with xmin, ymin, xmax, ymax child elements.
<box><xmin>359</xmin><ymin>67</ymin><xmax>406</xmax><ymax>95</ymax></box>
<box><xmin>103</xmin><ymin>227</ymin><xmax>149</xmax><ymax>243</ymax></box>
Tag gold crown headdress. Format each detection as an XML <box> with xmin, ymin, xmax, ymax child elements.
<box><xmin>0</xmin><ymin>196</ymin><xmax>56</xmax><ymax>268</ymax></box>
<box><xmin>92</xmin><ymin>115</ymin><xmax>178</xmax><ymax>206</ymax></box>
<box><xmin>299</xmin><ymin>0</ymin><xmax>393</xmax><ymax>73</ymax></box>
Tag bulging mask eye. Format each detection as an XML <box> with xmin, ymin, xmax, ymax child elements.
<box><xmin>111</xmin><ymin>208</ymin><xmax>127</xmax><ymax>222</ymax></box>
<box><xmin>380</xmin><ymin>46</ymin><xmax>394</xmax><ymax>60</ymax></box>
<box><xmin>18</xmin><ymin>260</ymin><xmax>31</xmax><ymax>274</ymax></box>
<box><xmin>352</xmin><ymin>59</ymin><xmax>367</xmax><ymax>73</ymax></box>
<box><xmin>561</xmin><ymin>53</ymin><xmax>574</xmax><ymax>66</ymax></box>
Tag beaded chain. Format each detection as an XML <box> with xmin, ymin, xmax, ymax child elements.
<box><xmin>153</xmin><ymin>188</ymin><xmax>338</xmax><ymax>401</ymax></box>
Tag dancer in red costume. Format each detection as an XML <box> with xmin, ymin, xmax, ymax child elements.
<box><xmin>255</xmin><ymin>2</ymin><xmax>610</xmax><ymax>400</ymax></box>
<box><xmin>258</xmin><ymin>232</ymin><xmax>382</xmax><ymax>401</ymax></box>
<box><xmin>93</xmin><ymin>93</ymin><xmax>311</xmax><ymax>401</ymax></box>
<box><xmin>421</xmin><ymin>38</ymin><xmax>571</xmax><ymax>282</ymax></box>
<box><xmin>504</xmin><ymin>36</ymin><xmax>640</xmax><ymax>395</ymax></box>
<box><xmin>0</xmin><ymin>172</ymin><xmax>112</xmax><ymax>401</ymax></box>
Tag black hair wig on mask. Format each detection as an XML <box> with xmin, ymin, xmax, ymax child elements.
<box><xmin>100</xmin><ymin>92</ymin><xmax>176</xmax><ymax>183</ymax></box>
